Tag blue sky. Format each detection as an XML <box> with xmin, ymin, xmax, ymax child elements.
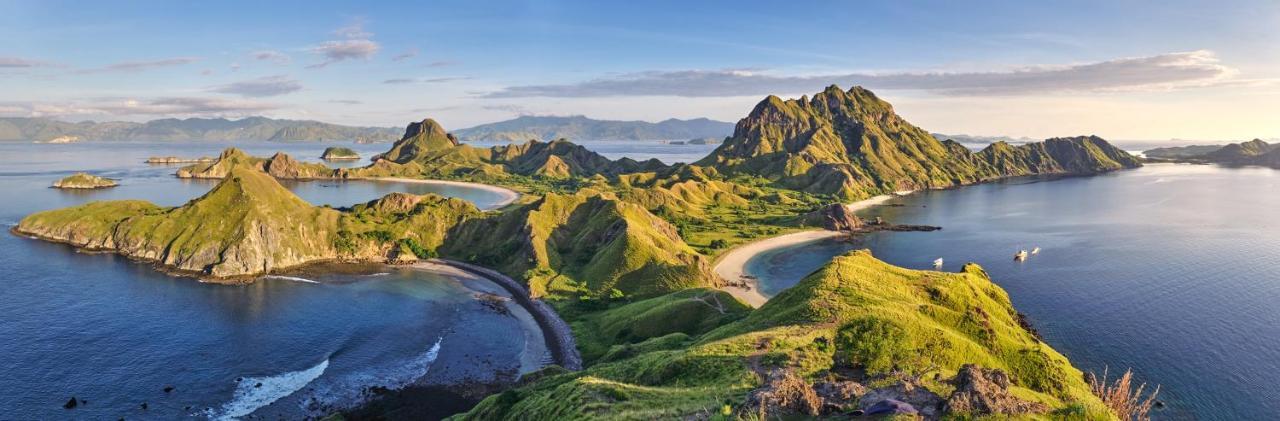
<box><xmin>2</xmin><ymin>0</ymin><xmax>1278</xmax><ymax>140</ymax></box>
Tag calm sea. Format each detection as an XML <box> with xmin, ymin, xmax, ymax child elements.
<box><xmin>746</xmin><ymin>164</ymin><xmax>1280</xmax><ymax>420</ymax></box>
<box><xmin>0</xmin><ymin>141</ymin><xmax>530</xmax><ymax>419</ymax></box>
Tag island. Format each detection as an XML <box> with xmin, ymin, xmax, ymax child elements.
<box><xmin>36</xmin><ymin>135</ymin><xmax>82</xmax><ymax>144</ymax></box>
<box><xmin>16</xmin><ymin>85</ymin><xmax>1151</xmax><ymax>419</ymax></box>
<box><xmin>320</xmin><ymin>146</ymin><xmax>361</xmax><ymax>160</ymax></box>
<box><xmin>145</xmin><ymin>156</ymin><xmax>216</xmax><ymax>164</ymax></box>
<box><xmin>687</xmin><ymin>136</ymin><xmax>722</xmax><ymax>145</ymax></box>
<box><xmin>51</xmin><ymin>173</ymin><xmax>117</xmax><ymax>189</ymax></box>
<box><xmin>1145</xmin><ymin>139</ymin><xmax>1280</xmax><ymax>169</ymax></box>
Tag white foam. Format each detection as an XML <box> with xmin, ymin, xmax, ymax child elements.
<box><xmin>265</xmin><ymin>275</ymin><xmax>320</xmax><ymax>284</ymax></box>
<box><xmin>363</xmin><ymin>272</ymin><xmax>391</xmax><ymax>277</ymax></box>
<box><xmin>300</xmin><ymin>337</ymin><xmax>443</xmax><ymax>413</ymax></box>
<box><xmin>209</xmin><ymin>358</ymin><xmax>330</xmax><ymax>420</ymax></box>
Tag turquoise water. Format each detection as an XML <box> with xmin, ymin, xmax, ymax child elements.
<box><xmin>0</xmin><ymin>142</ymin><xmax>531</xmax><ymax>419</ymax></box>
<box><xmin>743</xmin><ymin>164</ymin><xmax>1280</xmax><ymax>420</ymax></box>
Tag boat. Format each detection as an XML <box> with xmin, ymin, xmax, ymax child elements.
<box><xmin>933</xmin><ymin>258</ymin><xmax>944</xmax><ymax>268</ymax></box>
<box><xmin>1031</xmin><ymin>247</ymin><xmax>1041</xmax><ymax>255</ymax></box>
<box><xmin>1014</xmin><ymin>250</ymin><xmax>1029</xmax><ymax>261</ymax></box>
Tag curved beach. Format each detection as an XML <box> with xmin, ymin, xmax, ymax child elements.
<box><xmin>714</xmin><ymin>192</ymin><xmax>911</xmax><ymax>307</ymax></box>
<box><xmin>424</xmin><ymin>259</ymin><xmax>583</xmax><ymax>371</ymax></box>
<box><xmin>360</xmin><ymin>177</ymin><xmax>521</xmax><ymax>209</ymax></box>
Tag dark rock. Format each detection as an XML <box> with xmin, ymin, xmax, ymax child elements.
<box><xmin>944</xmin><ymin>364</ymin><xmax>1048</xmax><ymax>415</ymax></box>
<box><xmin>807</xmin><ymin>203</ymin><xmax>863</xmax><ymax>231</ymax></box>
<box><xmin>254</xmin><ymin>382</ymin><xmax>263</xmax><ymax>388</ymax></box>
<box><xmin>163</xmin><ymin>385</ymin><xmax>175</xmax><ymax>393</ymax></box>
<box><xmin>864</xmin><ymin>399</ymin><xmax>917</xmax><ymax>415</ymax></box>
<box><xmin>814</xmin><ymin>380</ymin><xmax>866</xmax><ymax>414</ymax></box>
<box><xmin>140</xmin><ymin>402</ymin><xmax>148</xmax><ymax>410</ymax></box>
<box><xmin>64</xmin><ymin>397</ymin><xmax>78</xmax><ymax>409</ymax></box>
<box><xmin>859</xmin><ymin>381</ymin><xmax>943</xmax><ymax>418</ymax></box>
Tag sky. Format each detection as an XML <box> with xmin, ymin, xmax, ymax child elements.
<box><xmin>2</xmin><ymin>0</ymin><xmax>1278</xmax><ymax>141</ymax></box>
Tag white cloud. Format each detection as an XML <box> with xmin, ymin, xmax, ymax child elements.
<box><xmin>251</xmin><ymin>50</ymin><xmax>291</xmax><ymax>64</ymax></box>
<box><xmin>209</xmin><ymin>75</ymin><xmax>303</xmax><ymax>97</ymax></box>
<box><xmin>308</xmin><ymin>20</ymin><xmax>380</xmax><ymax>68</ymax></box>
<box><xmin>485</xmin><ymin>51</ymin><xmax>1240</xmax><ymax>98</ymax></box>
<box><xmin>382</xmin><ymin>76</ymin><xmax>469</xmax><ymax>84</ymax></box>
<box><xmin>0</xmin><ymin>57</ymin><xmax>45</xmax><ymax>68</ymax></box>
<box><xmin>392</xmin><ymin>48</ymin><xmax>418</xmax><ymax>62</ymax></box>
<box><xmin>80</xmin><ymin>57</ymin><xmax>200</xmax><ymax>73</ymax></box>
<box><xmin>1</xmin><ymin>97</ymin><xmax>280</xmax><ymax>119</ymax></box>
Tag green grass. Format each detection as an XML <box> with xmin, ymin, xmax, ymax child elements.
<box><xmin>456</xmin><ymin>250</ymin><xmax>1113</xmax><ymax>420</ymax></box>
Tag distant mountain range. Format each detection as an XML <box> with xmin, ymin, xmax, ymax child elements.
<box><xmin>932</xmin><ymin>133</ymin><xmax>1039</xmax><ymax>147</ymax></box>
<box><xmin>0</xmin><ymin>116</ymin><xmax>401</xmax><ymax>142</ymax></box>
<box><xmin>1145</xmin><ymin>139</ymin><xmax>1280</xmax><ymax>168</ymax></box>
<box><xmin>452</xmin><ymin>115</ymin><xmax>734</xmax><ymax>142</ymax></box>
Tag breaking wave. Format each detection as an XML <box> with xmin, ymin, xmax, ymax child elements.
<box><xmin>265</xmin><ymin>275</ymin><xmax>320</xmax><ymax>284</ymax></box>
<box><xmin>207</xmin><ymin>358</ymin><xmax>330</xmax><ymax>420</ymax></box>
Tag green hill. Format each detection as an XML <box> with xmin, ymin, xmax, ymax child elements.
<box><xmin>457</xmin><ymin>250</ymin><xmax>1109</xmax><ymax>419</ymax></box>
<box><xmin>697</xmin><ymin>85</ymin><xmax>1140</xmax><ymax>200</ymax></box>
<box><xmin>18</xmin><ymin>165</ymin><xmax>343</xmax><ymax>277</ymax></box>
<box><xmin>357</xmin><ymin>119</ymin><xmax>666</xmax><ymax>180</ymax></box>
<box><xmin>440</xmin><ymin>189</ymin><xmax>716</xmax><ymax>299</ymax></box>
<box><xmin>17</xmin><ymin>163</ymin><xmax>486</xmax><ymax>277</ymax></box>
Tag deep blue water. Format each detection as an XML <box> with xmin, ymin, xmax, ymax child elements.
<box><xmin>744</xmin><ymin>164</ymin><xmax>1280</xmax><ymax>420</ymax></box>
<box><xmin>0</xmin><ymin>142</ymin><xmax>534</xmax><ymax>419</ymax></box>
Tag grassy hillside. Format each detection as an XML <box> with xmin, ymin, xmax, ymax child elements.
<box><xmin>440</xmin><ymin>190</ymin><xmax>717</xmax><ymax>300</ymax></box>
<box><xmin>697</xmin><ymin>85</ymin><xmax>1141</xmax><ymax>200</ymax></box>
<box><xmin>19</xmin><ymin>166</ymin><xmax>343</xmax><ymax>277</ymax></box>
<box><xmin>456</xmin><ymin>250</ymin><xmax>1111</xmax><ymax>420</ymax></box>
<box><xmin>353</xmin><ymin>119</ymin><xmax>666</xmax><ymax>181</ymax></box>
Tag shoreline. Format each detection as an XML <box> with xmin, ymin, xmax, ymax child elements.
<box><xmin>713</xmin><ymin>191</ymin><xmax>913</xmax><ymax>308</ymax></box>
<box><xmin>355</xmin><ymin>177</ymin><xmax>520</xmax><ymax>209</ymax></box>
<box><xmin>425</xmin><ymin>259</ymin><xmax>583</xmax><ymax>371</ymax></box>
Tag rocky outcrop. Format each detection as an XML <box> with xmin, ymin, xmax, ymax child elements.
<box><xmin>803</xmin><ymin>203</ymin><xmax>863</xmax><ymax>231</ymax></box>
<box><xmin>944</xmin><ymin>365</ymin><xmax>1049</xmax><ymax>415</ymax></box>
<box><xmin>52</xmin><ymin>173</ymin><xmax>117</xmax><ymax>189</ymax></box>
<box><xmin>1144</xmin><ymin>139</ymin><xmax>1280</xmax><ymax>169</ymax></box>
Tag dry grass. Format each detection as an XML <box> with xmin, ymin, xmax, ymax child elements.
<box><xmin>1088</xmin><ymin>367</ymin><xmax>1160</xmax><ymax>421</ymax></box>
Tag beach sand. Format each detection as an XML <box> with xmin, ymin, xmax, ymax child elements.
<box><xmin>362</xmin><ymin>177</ymin><xmax>521</xmax><ymax>209</ymax></box>
<box><xmin>410</xmin><ymin>261</ymin><xmax>550</xmax><ymax>374</ymax></box>
<box><xmin>714</xmin><ymin>191</ymin><xmax>913</xmax><ymax>308</ymax></box>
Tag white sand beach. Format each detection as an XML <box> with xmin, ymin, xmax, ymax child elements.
<box><xmin>364</xmin><ymin>177</ymin><xmax>521</xmax><ymax>208</ymax></box>
<box><xmin>714</xmin><ymin>191</ymin><xmax>913</xmax><ymax>307</ymax></box>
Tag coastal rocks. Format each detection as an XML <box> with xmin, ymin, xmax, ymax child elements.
<box><xmin>52</xmin><ymin>173</ymin><xmax>117</xmax><ymax>189</ymax></box>
<box><xmin>943</xmin><ymin>365</ymin><xmax>1048</xmax><ymax>415</ymax></box>
<box><xmin>804</xmin><ymin>203</ymin><xmax>863</xmax><ymax>231</ymax></box>
<box><xmin>64</xmin><ymin>397</ymin><xmax>78</xmax><ymax>409</ymax></box>
<box><xmin>320</xmin><ymin>147</ymin><xmax>361</xmax><ymax>161</ymax></box>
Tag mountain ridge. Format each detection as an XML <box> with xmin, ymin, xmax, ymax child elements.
<box><xmin>453</xmin><ymin>115</ymin><xmax>733</xmax><ymax>142</ymax></box>
<box><xmin>0</xmin><ymin>116</ymin><xmax>400</xmax><ymax>142</ymax></box>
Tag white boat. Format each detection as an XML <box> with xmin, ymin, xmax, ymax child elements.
<box><xmin>1031</xmin><ymin>247</ymin><xmax>1041</xmax><ymax>255</ymax></box>
<box><xmin>1014</xmin><ymin>250</ymin><xmax>1029</xmax><ymax>261</ymax></box>
<box><xmin>933</xmin><ymin>258</ymin><xmax>944</xmax><ymax>268</ymax></box>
